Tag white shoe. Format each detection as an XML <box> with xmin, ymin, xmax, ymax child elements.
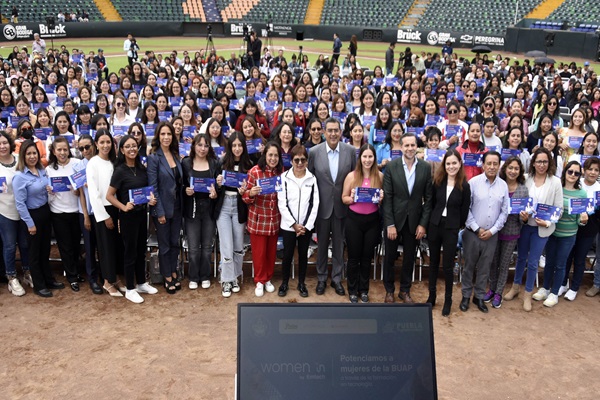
<box><xmin>543</xmin><ymin>293</ymin><xmax>559</xmax><ymax>307</ymax></box>
<box><xmin>557</xmin><ymin>285</ymin><xmax>569</xmax><ymax>297</ymax></box>
<box><xmin>201</xmin><ymin>280</ymin><xmax>211</xmax><ymax>289</ymax></box>
<box><xmin>265</xmin><ymin>281</ymin><xmax>275</xmax><ymax>293</ymax></box>
<box><xmin>222</xmin><ymin>282</ymin><xmax>232</xmax><ymax>298</ymax></box>
<box><xmin>532</xmin><ymin>288</ymin><xmax>550</xmax><ymax>301</ymax></box>
<box><xmin>8</xmin><ymin>278</ymin><xmax>25</xmax><ymax>296</ymax></box>
<box><xmin>538</xmin><ymin>255</ymin><xmax>546</xmax><ymax>268</ymax></box>
<box><xmin>255</xmin><ymin>282</ymin><xmax>264</xmax><ymax>297</ymax></box>
<box><xmin>22</xmin><ymin>272</ymin><xmax>34</xmax><ymax>288</ymax></box>
<box><xmin>136</xmin><ymin>282</ymin><xmax>158</xmax><ymax>294</ymax></box>
<box><xmin>231</xmin><ymin>279</ymin><xmax>240</xmax><ymax>293</ymax></box>
<box><xmin>189</xmin><ymin>281</ymin><xmax>198</xmax><ymax>290</ymax></box>
<box><xmin>564</xmin><ymin>289</ymin><xmax>578</xmax><ymax>301</ymax></box>
<box><xmin>125</xmin><ymin>289</ymin><xmax>144</xmax><ymax>304</ymax></box>
<box><xmin>115</xmin><ymin>280</ymin><xmax>127</xmax><ymax>293</ymax></box>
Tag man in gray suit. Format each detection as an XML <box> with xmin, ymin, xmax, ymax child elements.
<box><xmin>382</xmin><ymin>133</ymin><xmax>432</xmax><ymax>303</ymax></box>
<box><xmin>308</xmin><ymin>117</ymin><xmax>357</xmax><ymax>296</ymax></box>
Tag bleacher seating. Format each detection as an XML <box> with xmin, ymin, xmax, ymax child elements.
<box><xmin>530</xmin><ymin>21</ymin><xmax>564</xmax><ymax>30</ymax></box>
<box><xmin>319</xmin><ymin>0</ymin><xmax>411</xmax><ymax>28</ymax></box>
<box><xmin>418</xmin><ymin>0</ymin><xmax>542</xmax><ymax>35</ymax></box>
<box><xmin>216</xmin><ymin>0</ymin><xmax>310</xmax><ymax>24</ymax></box>
<box><xmin>2</xmin><ymin>0</ymin><xmax>103</xmax><ymax>22</ymax></box>
<box><xmin>569</xmin><ymin>23</ymin><xmax>599</xmax><ymax>33</ymax></box>
<box><xmin>112</xmin><ymin>0</ymin><xmax>185</xmax><ymax>22</ymax></box>
<box><xmin>548</xmin><ymin>0</ymin><xmax>600</xmax><ymax>27</ymax></box>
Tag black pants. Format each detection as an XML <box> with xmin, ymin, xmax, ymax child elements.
<box><xmin>79</xmin><ymin>213</ymin><xmax>99</xmax><ymax>283</ymax></box>
<box><xmin>383</xmin><ymin>218</ymin><xmax>417</xmax><ymax>294</ymax></box>
<box><xmin>120</xmin><ymin>208</ymin><xmax>147</xmax><ymax>290</ymax></box>
<box><xmin>26</xmin><ymin>204</ymin><xmax>53</xmax><ymax>290</ymax></box>
<box><xmin>51</xmin><ymin>212</ymin><xmax>81</xmax><ymax>283</ymax></box>
<box><xmin>93</xmin><ymin>205</ymin><xmax>123</xmax><ymax>284</ymax></box>
<box><xmin>427</xmin><ymin>218</ymin><xmax>459</xmax><ymax>299</ymax></box>
<box><xmin>154</xmin><ymin>207</ymin><xmax>182</xmax><ymax>278</ymax></box>
<box><xmin>281</xmin><ymin>229</ymin><xmax>311</xmax><ymax>284</ymax></box>
<box><xmin>345</xmin><ymin>210</ymin><xmax>380</xmax><ymax>295</ymax></box>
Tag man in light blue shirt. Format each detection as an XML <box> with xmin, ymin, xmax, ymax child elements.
<box><xmin>461</xmin><ymin>151</ymin><xmax>509</xmax><ymax>313</ymax></box>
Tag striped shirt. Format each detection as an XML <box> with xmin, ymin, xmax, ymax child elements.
<box><xmin>554</xmin><ymin>188</ymin><xmax>587</xmax><ymax>238</ymax></box>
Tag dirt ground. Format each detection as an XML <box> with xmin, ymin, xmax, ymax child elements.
<box><xmin>0</xmin><ymin>251</ymin><xmax>599</xmax><ymax>400</ymax></box>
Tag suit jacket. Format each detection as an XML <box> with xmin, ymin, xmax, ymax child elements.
<box><xmin>382</xmin><ymin>157</ymin><xmax>432</xmax><ymax>233</ymax></box>
<box><xmin>429</xmin><ymin>178</ymin><xmax>471</xmax><ymax>230</ymax></box>
<box><xmin>147</xmin><ymin>148</ymin><xmax>183</xmax><ymax>219</ymax></box>
<box><xmin>308</xmin><ymin>141</ymin><xmax>357</xmax><ymax>219</ymax></box>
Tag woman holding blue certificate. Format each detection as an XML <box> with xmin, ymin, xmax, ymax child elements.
<box><xmin>485</xmin><ymin>156</ymin><xmax>528</xmax><ymax>309</ymax></box>
<box><xmin>46</xmin><ymin>136</ymin><xmax>83</xmax><ymax>291</ymax></box>
<box><xmin>277</xmin><ymin>144</ymin><xmax>319</xmax><ymax>297</ymax></box>
<box><xmin>456</xmin><ymin>122</ymin><xmax>488</xmax><ymax>181</ymax></box>
<box><xmin>242</xmin><ymin>142</ymin><xmax>283</xmax><ymax>297</ymax></box>
<box><xmin>183</xmin><ymin>134</ymin><xmax>221</xmax><ymax>290</ymax></box>
<box><xmin>504</xmin><ymin>148</ymin><xmax>563</xmax><ymax>311</ymax></box>
<box><xmin>341</xmin><ymin>144</ymin><xmax>384</xmax><ymax>303</ymax></box>
<box><xmin>215</xmin><ymin>131</ymin><xmax>252</xmax><ymax>297</ymax></box>
<box><xmin>425</xmin><ymin>149</ymin><xmax>470</xmax><ymax>316</ymax></box>
<box><xmin>502</xmin><ymin>127</ymin><xmax>530</xmax><ymax>172</ymax></box>
<box><xmin>273</xmin><ymin>122</ymin><xmax>298</xmax><ymax>171</ymax></box>
<box><xmin>530</xmin><ymin>160</ymin><xmax>587</xmax><ymax>309</ymax></box>
<box><xmin>568</xmin><ymin>132</ymin><xmax>598</xmax><ymax>164</ymax></box>
<box><xmin>376</xmin><ymin>120</ymin><xmax>404</xmax><ymax>172</ymax></box>
<box><xmin>148</xmin><ymin>121</ymin><xmax>183</xmax><ymax>294</ymax></box>
<box><xmin>13</xmin><ymin>140</ymin><xmax>63</xmax><ymax>297</ymax></box>
<box><xmin>106</xmin><ymin>134</ymin><xmax>158</xmax><ymax>304</ymax></box>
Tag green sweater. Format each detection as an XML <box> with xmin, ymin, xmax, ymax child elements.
<box><xmin>554</xmin><ymin>188</ymin><xmax>587</xmax><ymax>238</ymax></box>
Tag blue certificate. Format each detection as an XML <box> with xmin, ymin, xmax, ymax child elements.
<box><xmin>182</xmin><ymin>126</ymin><xmax>195</xmax><ymax>140</ymax></box>
<box><xmin>235</xmin><ymin>81</ymin><xmax>247</xmax><ymax>90</ymax></box>
<box><xmin>501</xmin><ymin>148</ymin><xmax>522</xmax><ymax>161</ymax></box>
<box><xmin>190</xmin><ymin>177</ymin><xmax>215</xmax><ymax>193</ymax></box>
<box><xmin>263</xmin><ymin>101</ymin><xmax>278</xmax><ymax>112</ymax></box>
<box><xmin>31</xmin><ymin>102</ymin><xmax>49</xmax><ymax>112</ymax></box>
<box><xmin>34</xmin><ymin>127</ymin><xmax>52</xmax><ymax>140</ymax></box>
<box><xmin>246</xmin><ymin>139</ymin><xmax>263</xmax><ymax>154</ymax></box>
<box><xmin>425</xmin><ymin>115</ymin><xmax>440</xmax><ymax>126</ymax></box>
<box><xmin>463</xmin><ymin>153</ymin><xmax>483</xmax><ymax>167</ymax></box>
<box><xmin>158</xmin><ymin>111</ymin><xmax>173</xmax><ymax>121</ymax></box>
<box><xmin>425</xmin><ymin>149</ymin><xmax>445</xmax><ymax>162</ymax></box>
<box><xmin>298</xmin><ymin>102</ymin><xmax>312</xmax><ymax>113</ymax></box>
<box><xmin>144</xmin><ymin>124</ymin><xmax>156</xmax><ymax>138</ymax></box>
<box><xmin>283</xmin><ymin>101</ymin><xmax>298</xmax><ymax>111</ymax></box>
<box><xmin>535</xmin><ymin>203</ymin><xmax>561</xmax><ymax>223</ymax></box>
<box><xmin>406</xmin><ymin>127</ymin><xmax>424</xmax><ymax>136</ymax></box>
<box><xmin>169</xmin><ymin>97</ymin><xmax>183</xmax><ymax>107</ymax></box>
<box><xmin>112</xmin><ymin>125</ymin><xmax>126</xmax><ymax>138</ymax></box>
<box><xmin>77</xmin><ymin>124</ymin><xmax>91</xmax><ymax>135</ymax></box>
<box><xmin>569</xmin><ymin>198</ymin><xmax>595</xmax><ymax>215</ymax></box>
<box><xmin>48</xmin><ymin>176</ymin><xmax>71</xmax><ymax>192</ymax></box>
<box><xmin>197</xmin><ymin>99</ymin><xmax>213</xmax><ymax>110</ymax></box>
<box><xmin>361</xmin><ymin>115</ymin><xmax>376</xmax><ymax>127</ymax></box>
<box><xmin>332</xmin><ymin>111</ymin><xmax>347</xmax><ymax>124</ymax></box>
<box><xmin>568</xmin><ymin>136</ymin><xmax>583</xmax><ymax>149</ymax></box>
<box><xmin>128</xmin><ymin>186</ymin><xmax>153</xmax><ymax>205</ymax></box>
<box><xmin>213</xmin><ymin>146</ymin><xmax>225</xmax><ymax>158</ymax></box>
<box><xmin>179</xmin><ymin>142</ymin><xmax>191</xmax><ymax>157</ymax></box>
<box><xmin>390</xmin><ymin>150</ymin><xmax>402</xmax><ymax>160</ymax></box>
<box><xmin>257</xmin><ymin>176</ymin><xmax>282</xmax><ymax>194</ymax></box>
<box><xmin>486</xmin><ymin>145</ymin><xmax>500</xmax><ymax>153</ymax></box>
<box><xmin>374</xmin><ymin>129</ymin><xmax>387</xmax><ymax>142</ymax></box>
<box><xmin>68</xmin><ymin>170</ymin><xmax>87</xmax><ymax>190</ymax></box>
<box><xmin>509</xmin><ymin>197</ymin><xmax>534</xmax><ymax>214</ymax></box>
<box><xmin>354</xmin><ymin>187</ymin><xmax>381</xmax><ymax>204</ymax></box>
<box><xmin>282</xmin><ymin>153</ymin><xmax>292</xmax><ymax>168</ymax></box>
<box><xmin>223</xmin><ymin>171</ymin><xmax>246</xmax><ymax>188</ymax></box>
<box><xmin>0</xmin><ymin>176</ymin><xmax>7</xmax><ymax>193</ymax></box>
<box><xmin>229</xmin><ymin>99</ymin><xmax>240</xmax><ymax>110</ymax></box>
<box><xmin>294</xmin><ymin>126</ymin><xmax>304</xmax><ymax>139</ymax></box>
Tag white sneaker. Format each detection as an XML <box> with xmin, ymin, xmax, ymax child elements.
<box><xmin>136</xmin><ymin>282</ymin><xmax>158</xmax><ymax>294</ymax></box>
<box><xmin>255</xmin><ymin>282</ymin><xmax>264</xmax><ymax>297</ymax></box>
<box><xmin>532</xmin><ymin>288</ymin><xmax>550</xmax><ymax>301</ymax></box>
<box><xmin>125</xmin><ymin>289</ymin><xmax>144</xmax><ymax>304</ymax></box>
<box><xmin>201</xmin><ymin>280</ymin><xmax>211</xmax><ymax>289</ymax></box>
<box><xmin>231</xmin><ymin>279</ymin><xmax>240</xmax><ymax>293</ymax></box>
<box><xmin>557</xmin><ymin>285</ymin><xmax>569</xmax><ymax>297</ymax></box>
<box><xmin>585</xmin><ymin>286</ymin><xmax>600</xmax><ymax>297</ymax></box>
<box><xmin>538</xmin><ymin>255</ymin><xmax>546</xmax><ymax>268</ymax></box>
<box><xmin>564</xmin><ymin>289</ymin><xmax>577</xmax><ymax>301</ymax></box>
<box><xmin>543</xmin><ymin>293</ymin><xmax>559</xmax><ymax>307</ymax></box>
<box><xmin>265</xmin><ymin>281</ymin><xmax>275</xmax><ymax>293</ymax></box>
<box><xmin>22</xmin><ymin>272</ymin><xmax>34</xmax><ymax>288</ymax></box>
<box><xmin>189</xmin><ymin>281</ymin><xmax>198</xmax><ymax>290</ymax></box>
<box><xmin>8</xmin><ymin>278</ymin><xmax>25</xmax><ymax>296</ymax></box>
<box><xmin>222</xmin><ymin>282</ymin><xmax>232</xmax><ymax>298</ymax></box>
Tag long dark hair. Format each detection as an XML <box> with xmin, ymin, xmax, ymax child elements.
<box><xmin>257</xmin><ymin>141</ymin><xmax>283</xmax><ymax>173</ymax></box>
<box><xmin>499</xmin><ymin>156</ymin><xmax>525</xmax><ymax>184</ymax></box>
<box><xmin>433</xmin><ymin>148</ymin><xmax>466</xmax><ymax>190</ymax></box>
<box><xmin>94</xmin><ymin>128</ymin><xmax>117</xmax><ymax>162</ymax></box>
<box><xmin>576</xmin><ymin>131</ymin><xmax>599</xmax><ymax>155</ymax></box>
<box><xmin>150</xmin><ymin>121</ymin><xmax>178</xmax><ymax>157</ymax></box>
<box><xmin>352</xmin><ymin>144</ymin><xmax>382</xmax><ymax>189</ymax></box>
<box><xmin>48</xmin><ymin>136</ymin><xmax>72</xmax><ymax>169</ymax></box>
<box><xmin>115</xmin><ymin>134</ymin><xmax>144</xmax><ymax>169</ymax></box>
<box><xmin>561</xmin><ymin>160</ymin><xmax>582</xmax><ymax>189</ymax></box>
<box><xmin>52</xmin><ymin>110</ymin><xmax>75</xmax><ymax>136</ymax></box>
<box><xmin>529</xmin><ymin>147</ymin><xmax>556</xmax><ymax>177</ymax></box>
<box><xmin>221</xmin><ymin>131</ymin><xmax>253</xmax><ymax>172</ymax></box>
<box><xmin>189</xmin><ymin>134</ymin><xmax>216</xmax><ymax>164</ymax></box>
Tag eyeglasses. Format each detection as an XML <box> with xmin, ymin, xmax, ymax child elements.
<box><xmin>293</xmin><ymin>157</ymin><xmax>307</xmax><ymax>164</ymax></box>
<box><xmin>548</xmin><ymin>102</ymin><xmax>557</xmax><ymax>106</ymax></box>
<box><xmin>483</xmin><ymin>103</ymin><xmax>494</xmax><ymax>108</ymax></box>
<box><xmin>465</xmin><ymin>94</ymin><xmax>474</xmax><ymax>98</ymax></box>
<box><xmin>123</xmin><ymin>144</ymin><xmax>137</xmax><ymax>150</ymax></box>
<box><xmin>78</xmin><ymin>144</ymin><xmax>92</xmax><ymax>152</ymax></box>
<box><xmin>534</xmin><ymin>160</ymin><xmax>549</xmax><ymax>165</ymax></box>
<box><xmin>310</xmin><ymin>127</ymin><xmax>322</xmax><ymax>131</ymax></box>
<box><xmin>567</xmin><ymin>169</ymin><xmax>582</xmax><ymax>177</ymax></box>
<box><xmin>461</xmin><ymin>85</ymin><xmax>469</xmax><ymax>88</ymax></box>
<box><xmin>131</xmin><ymin>130</ymin><xmax>142</xmax><ymax>136</ymax></box>
<box><xmin>447</xmin><ymin>109</ymin><xmax>458</xmax><ymax>114</ymax></box>
<box><xmin>115</xmin><ymin>102</ymin><xmax>125</xmax><ymax>107</ymax></box>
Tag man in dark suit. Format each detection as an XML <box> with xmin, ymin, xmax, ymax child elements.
<box><xmin>382</xmin><ymin>133</ymin><xmax>432</xmax><ymax>303</ymax></box>
<box><xmin>308</xmin><ymin>117</ymin><xmax>357</xmax><ymax>296</ymax></box>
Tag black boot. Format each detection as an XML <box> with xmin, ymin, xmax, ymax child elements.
<box><xmin>425</xmin><ymin>291</ymin><xmax>436</xmax><ymax>306</ymax></box>
<box><xmin>442</xmin><ymin>296</ymin><xmax>452</xmax><ymax>316</ymax></box>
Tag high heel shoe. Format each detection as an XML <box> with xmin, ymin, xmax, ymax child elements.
<box><xmin>442</xmin><ymin>298</ymin><xmax>452</xmax><ymax>317</ymax></box>
<box><xmin>164</xmin><ymin>278</ymin><xmax>176</xmax><ymax>294</ymax></box>
<box><xmin>103</xmin><ymin>284</ymin><xmax>123</xmax><ymax>297</ymax></box>
<box><xmin>172</xmin><ymin>275</ymin><xmax>182</xmax><ymax>291</ymax></box>
<box><xmin>425</xmin><ymin>292</ymin><xmax>436</xmax><ymax>306</ymax></box>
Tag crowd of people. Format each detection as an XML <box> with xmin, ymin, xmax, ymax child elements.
<box><xmin>0</xmin><ymin>36</ymin><xmax>599</xmax><ymax>314</ymax></box>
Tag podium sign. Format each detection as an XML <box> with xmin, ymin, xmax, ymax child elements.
<box><xmin>237</xmin><ymin>304</ymin><xmax>437</xmax><ymax>399</ymax></box>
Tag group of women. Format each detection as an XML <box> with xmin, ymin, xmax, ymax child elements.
<box><xmin>0</xmin><ymin>45</ymin><xmax>599</xmax><ymax>309</ymax></box>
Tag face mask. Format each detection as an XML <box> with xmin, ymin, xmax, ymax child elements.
<box><xmin>409</xmin><ymin>119</ymin><xmax>420</xmax><ymax>127</ymax></box>
<box><xmin>21</xmin><ymin>128</ymin><xmax>34</xmax><ymax>140</ymax></box>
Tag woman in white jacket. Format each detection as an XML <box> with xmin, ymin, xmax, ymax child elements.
<box><xmin>277</xmin><ymin>144</ymin><xmax>319</xmax><ymax>297</ymax></box>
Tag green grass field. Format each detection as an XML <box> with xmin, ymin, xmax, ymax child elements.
<box><xmin>0</xmin><ymin>36</ymin><xmax>597</xmax><ymax>72</ymax></box>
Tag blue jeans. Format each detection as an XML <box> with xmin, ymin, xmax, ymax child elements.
<box><xmin>514</xmin><ymin>224</ymin><xmax>548</xmax><ymax>292</ymax></box>
<box><xmin>594</xmin><ymin>234</ymin><xmax>600</xmax><ymax>287</ymax></box>
<box><xmin>563</xmin><ymin>233</ymin><xmax>595</xmax><ymax>292</ymax></box>
<box><xmin>0</xmin><ymin>213</ymin><xmax>29</xmax><ymax>276</ymax></box>
<box><xmin>544</xmin><ymin>234</ymin><xmax>577</xmax><ymax>295</ymax></box>
<box><xmin>216</xmin><ymin>195</ymin><xmax>245</xmax><ymax>283</ymax></box>
<box><xmin>185</xmin><ymin>198</ymin><xmax>215</xmax><ymax>283</ymax></box>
